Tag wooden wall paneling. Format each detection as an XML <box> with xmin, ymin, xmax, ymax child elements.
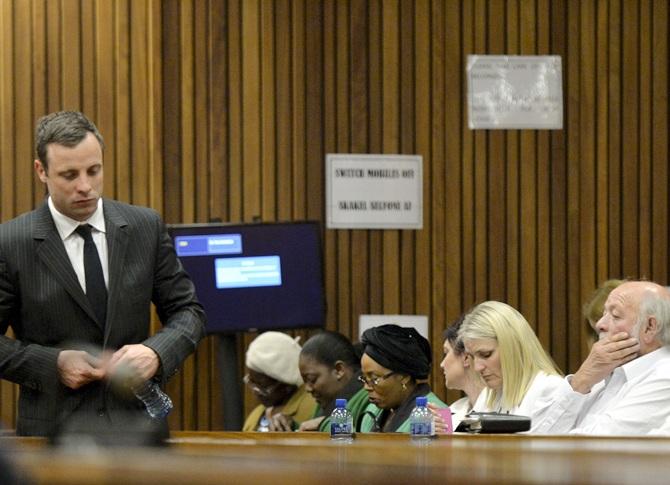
<box><xmin>114</xmin><ymin>0</ymin><xmax>131</xmax><ymax>202</ymax></box>
<box><xmin>0</xmin><ymin>0</ymin><xmax>15</xmax><ymax>221</ymax></box>
<box><xmin>291</xmin><ymin>0</ymin><xmax>306</xmax><ymax>219</ymax></box>
<box><xmin>565</xmin><ymin>0</ymin><xmax>582</xmax><ymax>373</ymax></box>
<box><xmin>431</xmin><ymin>0</ymin><xmax>448</xmax><ymax>397</ymax></box>
<box><xmin>536</xmin><ymin>0</ymin><xmax>552</xmax><ymax>349</ymax></box>
<box><xmin>607</xmin><ymin>0</ymin><xmax>622</xmax><ymax>279</ymax></box>
<box><xmin>549</xmin><ymin>0</ymin><xmax>569</xmax><ymax>369</ymax></box>
<box><xmin>227</xmin><ymin>0</ymin><xmax>243</xmax><ymax>224</ymax></box>
<box><xmin>412</xmin><ymin>0</ymin><xmax>434</xmax><ymax>328</ymax></box>
<box><xmin>621</xmin><ymin>0</ymin><xmax>640</xmax><ymax>277</ymax></box>
<box><xmin>443</xmin><ymin>0</ymin><xmax>462</xmax><ymax>328</ymax></box>
<box><xmin>519</xmin><ymin>0</ymin><xmax>538</xmax><ymax>330</ymax></box>
<box><xmin>81</xmin><ymin>1</ymin><xmax>96</xmax><ymax>120</ymax></box>
<box><xmin>414</xmin><ymin>0</ymin><xmax>435</xmax><ymax>391</ymax></box>
<box><xmin>578</xmin><ymin>0</ymin><xmax>596</xmax><ymax>353</ymax></box>
<box><xmin>367</xmin><ymin>0</ymin><xmax>383</xmax><ymax>316</ymax></box>
<box><xmin>194</xmin><ymin>0</ymin><xmax>210</xmax><ymax>221</ymax></box>
<box><xmin>161</xmin><ymin>0</ymin><xmax>181</xmax><ymax>221</ymax></box>
<box><xmin>180</xmin><ymin>0</ymin><xmax>195</xmax><ymax>221</ymax></box>
<box><xmin>321</xmin><ymin>0</ymin><xmax>337</xmax><ymax>331</ymax></box>
<box><xmin>335</xmin><ymin>0</ymin><xmax>351</xmax><ymax>336</ymax></box>
<box><xmin>275</xmin><ymin>0</ymin><xmax>292</xmax><ymax>222</ymax></box>
<box><xmin>460</xmin><ymin>0</ymin><xmax>475</xmax><ymax>309</ymax></box>
<box><xmin>505</xmin><ymin>0</ymin><xmax>520</xmax><ymax>309</ymax></box>
<box><xmin>487</xmin><ymin>0</ymin><xmax>505</xmax><ymax>303</ymax></box>
<box><xmin>595</xmin><ymin>0</ymin><xmax>610</xmax><ymax>286</ymax></box>
<box><xmin>651</xmin><ymin>0</ymin><xmax>668</xmax><ymax>284</ymax></box>
<box><xmin>96</xmin><ymin>0</ymin><xmax>117</xmax><ymax>206</ymax></box>
<box><xmin>241</xmin><ymin>0</ymin><xmax>262</xmax><ymax>222</ymax></box>
<box><xmin>0</xmin><ymin>0</ymin><xmax>16</xmax><ymax>424</ymax></box>
<box><xmin>32</xmin><ymin>0</ymin><xmax>47</xmax><ymax>207</ymax></box>
<box><xmin>305</xmin><ymin>0</ymin><xmax>324</xmax><ymax>222</ymax></box>
<box><xmin>130</xmin><ymin>0</ymin><xmax>150</xmax><ymax>208</ymax></box>
<box><xmin>148</xmin><ymin>0</ymin><xmax>163</xmax><ymax>211</ymax></box>
<box><xmin>61</xmin><ymin>0</ymin><xmax>81</xmax><ymax>109</ymax></box>
<box><xmin>472</xmin><ymin>0</ymin><xmax>488</xmax><ymax>304</ymax></box>
<box><xmin>260</xmin><ymin>0</ymin><xmax>276</xmax><ymax>221</ymax></box>
<box><xmin>208</xmin><ymin>0</ymin><xmax>227</xmax><ymax>224</ymax></box>
<box><xmin>14</xmin><ymin>0</ymin><xmax>34</xmax><ymax>215</ymax></box>
<box><xmin>45</xmin><ymin>0</ymin><xmax>61</xmax><ymax>112</ymax></box>
<box><xmin>381</xmin><ymin>0</ymin><xmax>400</xmax><ymax>313</ymax></box>
<box><xmin>399</xmin><ymin>0</ymin><xmax>416</xmax><ymax>316</ymax></box>
<box><xmin>638</xmin><ymin>0</ymin><xmax>652</xmax><ymax>277</ymax></box>
<box><xmin>350</xmin><ymin>0</ymin><xmax>370</xmax><ymax>341</ymax></box>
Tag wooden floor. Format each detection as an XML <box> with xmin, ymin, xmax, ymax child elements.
<box><xmin>2</xmin><ymin>431</ymin><xmax>670</xmax><ymax>484</ymax></box>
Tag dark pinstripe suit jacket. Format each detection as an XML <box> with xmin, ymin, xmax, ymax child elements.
<box><xmin>0</xmin><ymin>199</ymin><xmax>206</xmax><ymax>436</ymax></box>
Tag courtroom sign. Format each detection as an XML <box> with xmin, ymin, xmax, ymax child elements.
<box><xmin>467</xmin><ymin>55</ymin><xmax>563</xmax><ymax>129</ymax></box>
<box><xmin>326</xmin><ymin>154</ymin><xmax>423</xmax><ymax>229</ymax></box>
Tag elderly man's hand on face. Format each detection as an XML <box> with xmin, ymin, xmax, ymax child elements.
<box><xmin>570</xmin><ymin>332</ymin><xmax>640</xmax><ymax>394</ymax></box>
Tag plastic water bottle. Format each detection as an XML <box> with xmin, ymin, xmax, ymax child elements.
<box><xmin>330</xmin><ymin>398</ymin><xmax>354</xmax><ymax>443</ymax></box>
<box><xmin>409</xmin><ymin>396</ymin><xmax>434</xmax><ymax>442</ymax></box>
<box><xmin>133</xmin><ymin>380</ymin><xmax>173</xmax><ymax>419</ymax></box>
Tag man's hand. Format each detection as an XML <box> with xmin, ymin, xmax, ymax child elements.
<box><xmin>298</xmin><ymin>416</ymin><xmax>325</xmax><ymax>431</ymax></box>
<box><xmin>107</xmin><ymin>344</ymin><xmax>160</xmax><ymax>383</ymax></box>
<box><xmin>571</xmin><ymin>332</ymin><xmax>640</xmax><ymax>394</ymax></box>
<box><xmin>57</xmin><ymin>350</ymin><xmax>106</xmax><ymax>389</ymax></box>
<box><xmin>269</xmin><ymin>412</ymin><xmax>295</xmax><ymax>431</ymax></box>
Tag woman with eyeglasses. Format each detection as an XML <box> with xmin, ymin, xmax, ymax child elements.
<box><xmin>458</xmin><ymin>301</ymin><xmax>569</xmax><ymax>432</ymax></box>
<box><xmin>297</xmin><ymin>331</ymin><xmax>369</xmax><ymax>432</ymax></box>
<box><xmin>358</xmin><ymin>324</ymin><xmax>447</xmax><ymax>433</ymax></box>
<box><xmin>242</xmin><ymin>332</ymin><xmax>317</xmax><ymax>432</ymax></box>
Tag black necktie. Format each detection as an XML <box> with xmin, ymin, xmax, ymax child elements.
<box><xmin>75</xmin><ymin>224</ymin><xmax>107</xmax><ymax>326</ymax></box>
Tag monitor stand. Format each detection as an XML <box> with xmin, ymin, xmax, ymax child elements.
<box><xmin>218</xmin><ymin>334</ymin><xmax>244</xmax><ymax>430</ymax></box>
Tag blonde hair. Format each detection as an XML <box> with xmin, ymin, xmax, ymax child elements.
<box><xmin>459</xmin><ymin>301</ymin><xmax>561</xmax><ymax>411</ymax></box>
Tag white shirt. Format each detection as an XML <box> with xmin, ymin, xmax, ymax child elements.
<box><xmin>479</xmin><ymin>371</ymin><xmax>572</xmax><ymax>433</ymax></box>
<box><xmin>450</xmin><ymin>390</ymin><xmax>487</xmax><ymax>431</ymax></box>
<box><xmin>48</xmin><ymin>197</ymin><xmax>109</xmax><ymax>291</ymax></box>
<box><xmin>533</xmin><ymin>346</ymin><xmax>670</xmax><ymax>436</ymax></box>
<box><xmin>648</xmin><ymin>415</ymin><xmax>670</xmax><ymax>436</ymax></box>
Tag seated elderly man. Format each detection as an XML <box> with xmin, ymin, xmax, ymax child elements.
<box><xmin>535</xmin><ymin>280</ymin><xmax>670</xmax><ymax>435</ymax></box>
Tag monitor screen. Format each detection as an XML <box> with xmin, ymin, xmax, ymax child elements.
<box><xmin>167</xmin><ymin>221</ymin><xmax>326</xmax><ymax>334</ymax></box>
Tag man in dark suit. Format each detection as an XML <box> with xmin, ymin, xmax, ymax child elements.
<box><xmin>0</xmin><ymin>111</ymin><xmax>206</xmax><ymax>436</ymax></box>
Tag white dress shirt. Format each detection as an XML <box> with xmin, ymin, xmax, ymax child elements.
<box><xmin>478</xmin><ymin>371</ymin><xmax>572</xmax><ymax>433</ymax></box>
<box><xmin>47</xmin><ymin>197</ymin><xmax>109</xmax><ymax>291</ymax></box>
<box><xmin>450</xmin><ymin>390</ymin><xmax>487</xmax><ymax>431</ymax></box>
<box><xmin>533</xmin><ymin>346</ymin><xmax>670</xmax><ymax>436</ymax></box>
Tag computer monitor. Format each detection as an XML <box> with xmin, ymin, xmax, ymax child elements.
<box><xmin>167</xmin><ymin>221</ymin><xmax>326</xmax><ymax>334</ymax></box>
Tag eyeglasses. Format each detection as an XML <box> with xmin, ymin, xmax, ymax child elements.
<box><xmin>357</xmin><ymin>371</ymin><xmax>396</xmax><ymax>387</ymax></box>
<box><xmin>243</xmin><ymin>374</ymin><xmax>281</xmax><ymax>397</ymax></box>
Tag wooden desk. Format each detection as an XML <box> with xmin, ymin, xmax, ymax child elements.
<box><xmin>3</xmin><ymin>431</ymin><xmax>670</xmax><ymax>484</ymax></box>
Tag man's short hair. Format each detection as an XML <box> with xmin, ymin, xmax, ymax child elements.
<box><xmin>35</xmin><ymin>111</ymin><xmax>104</xmax><ymax>172</ymax></box>
<box><xmin>637</xmin><ymin>291</ymin><xmax>670</xmax><ymax>346</ymax></box>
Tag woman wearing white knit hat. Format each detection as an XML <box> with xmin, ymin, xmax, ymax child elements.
<box><xmin>242</xmin><ymin>331</ymin><xmax>317</xmax><ymax>432</ymax></box>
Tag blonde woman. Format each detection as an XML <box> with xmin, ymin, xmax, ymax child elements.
<box><xmin>459</xmin><ymin>301</ymin><xmax>571</xmax><ymax>432</ymax></box>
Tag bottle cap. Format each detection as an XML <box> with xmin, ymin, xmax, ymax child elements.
<box><xmin>416</xmin><ymin>396</ymin><xmax>428</xmax><ymax>407</ymax></box>
<box><xmin>335</xmin><ymin>398</ymin><xmax>347</xmax><ymax>408</ymax></box>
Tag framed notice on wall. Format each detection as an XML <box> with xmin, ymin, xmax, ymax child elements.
<box><xmin>467</xmin><ymin>55</ymin><xmax>563</xmax><ymax>129</ymax></box>
<box><xmin>326</xmin><ymin>154</ymin><xmax>423</xmax><ymax>230</ymax></box>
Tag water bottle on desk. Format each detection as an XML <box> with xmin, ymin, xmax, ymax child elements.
<box><xmin>409</xmin><ymin>396</ymin><xmax>434</xmax><ymax>442</ymax></box>
<box><xmin>134</xmin><ymin>380</ymin><xmax>173</xmax><ymax>419</ymax></box>
<box><xmin>330</xmin><ymin>398</ymin><xmax>354</xmax><ymax>443</ymax></box>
